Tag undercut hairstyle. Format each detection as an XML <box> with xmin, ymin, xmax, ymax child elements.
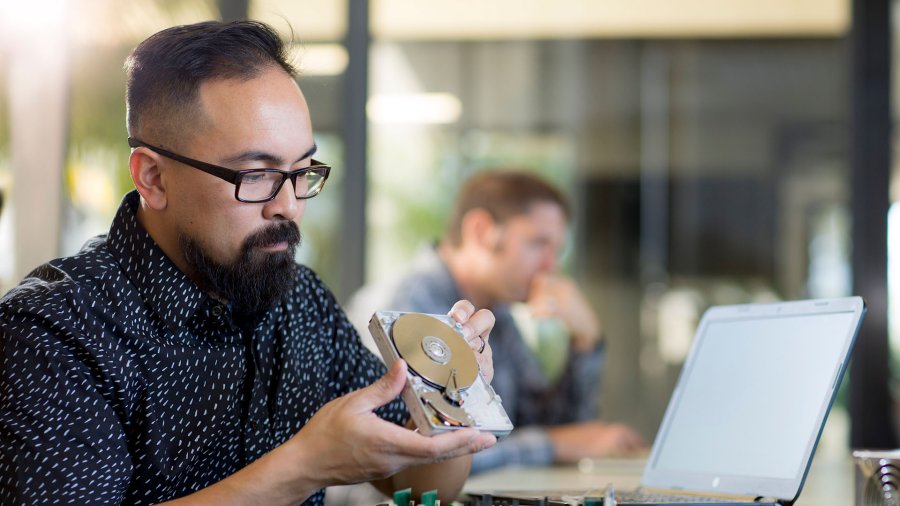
<box><xmin>445</xmin><ymin>170</ymin><xmax>571</xmax><ymax>247</ymax></box>
<box><xmin>125</xmin><ymin>20</ymin><xmax>296</xmax><ymax>145</ymax></box>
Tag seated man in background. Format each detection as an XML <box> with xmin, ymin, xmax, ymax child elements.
<box><xmin>348</xmin><ymin>170</ymin><xmax>645</xmax><ymax>474</ymax></box>
<box><xmin>0</xmin><ymin>20</ymin><xmax>497</xmax><ymax>505</ymax></box>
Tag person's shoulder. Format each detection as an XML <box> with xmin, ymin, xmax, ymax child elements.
<box><xmin>393</xmin><ymin>269</ymin><xmax>443</xmax><ymax>294</ymax></box>
<box><xmin>0</xmin><ymin>236</ymin><xmax>117</xmax><ymax>318</ymax></box>
<box><xmin>390</xmin><ymin>266</ymin><xmax>457</xmax><ymax>312</ymax></box>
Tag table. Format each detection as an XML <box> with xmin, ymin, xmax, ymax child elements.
<box><xmin>464</xmin><ymin>452</ymin><xmax>855</xmax><ymax>505</ymax></box>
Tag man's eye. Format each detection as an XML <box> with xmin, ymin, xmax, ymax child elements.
<box><xmin>242</xmin><ymin>173</ymin><xmax>268</xmax><ymax>184</ymax></box>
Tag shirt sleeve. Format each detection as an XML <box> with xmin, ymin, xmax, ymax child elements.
<box><xmin>0</xmin><ymin>302</ymin><xmax>133</xmax><ymax>505</ymax></box>
<box><xmin>565</xmin><ymin>341</ymin><xmax>606</xmax><ymax>422</ymax></box>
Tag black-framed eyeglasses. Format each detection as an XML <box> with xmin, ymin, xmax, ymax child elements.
<box><xmin>127</xmin><ymin>138</ymin><xmax>331</xmax><ymax>203</ymax></box>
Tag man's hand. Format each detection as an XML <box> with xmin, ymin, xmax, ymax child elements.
<box><xmin>447</xmin><ymin>300</ymin><xmax>495</xmax><ymax>383</ymax></box>
<box><xmin>528</xmin><ymin>274</ymin><xmax>602</xmax><ymax>352</ymax></box>
<box><xmin>159</xmin><ymin>359</ymin><xmax>497</xmax><ymax>505</ymax></box>
<box><xmin>291</xmin><ymin>359</ymin><xmax>497</xmax><ymax>490</ymax></box>
<box><xmin>547</xmin><ymin>422</ymin><xmax>647</xmax><ymax>463</ymax></box>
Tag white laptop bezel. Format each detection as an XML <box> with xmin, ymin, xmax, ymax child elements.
<box><xmin>639</xmin><ymin>296</ymin><xmax>865</xmax><ymax>502</ymax></box>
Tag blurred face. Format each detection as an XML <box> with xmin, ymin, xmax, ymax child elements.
<box><xmin>158</xmin><ymin>66</ymin><xmax>316</xmax><ymax>312</ymax></box>
<box><xmin>483</xmin><ymin>202</ymin><xmax>567</xmax><ymax>303</ymax></box>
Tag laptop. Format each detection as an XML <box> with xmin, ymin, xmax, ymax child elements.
<box><xmin>467</xmin><ymin>296</ymin><xmax>866</xmax><ymax>506</ymax></box>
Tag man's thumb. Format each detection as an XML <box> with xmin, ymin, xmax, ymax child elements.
<box><xmin>361</xmin><ymin>359</ymin><xmax>407</xmax><ymax>410</ymax></box>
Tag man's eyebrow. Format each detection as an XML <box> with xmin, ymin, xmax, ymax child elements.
<box><xmin>221</xmin><ymin>144</ymin><xmax>318</xmax><ymax>166</ymax></box>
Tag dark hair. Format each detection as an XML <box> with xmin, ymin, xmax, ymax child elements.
<box><xmin>125</xmin><ymin>20</ymin><xmax>296</xmax><ymax>144</ymax></box>
<box><xmin>445</xmin><ymin>170</ymin><xmax>571</xmax><ymax>246</ymax></box>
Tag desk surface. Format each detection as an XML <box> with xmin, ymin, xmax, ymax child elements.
<box><xmin>464</xmin><ymin>454</ymin><xmax>854</xmax><ymax>505</ymax></box>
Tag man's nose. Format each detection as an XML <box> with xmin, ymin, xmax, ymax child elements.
<box><xmin>263</xmin><ymin>178</ymin><xmax>302</xmax><ymax>221</ymax></box>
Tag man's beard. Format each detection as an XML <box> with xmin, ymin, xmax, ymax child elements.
<box><xmin>181</xmin><ymin>221</ymin><xmax>301</xmax><ymax>315</ymax></box>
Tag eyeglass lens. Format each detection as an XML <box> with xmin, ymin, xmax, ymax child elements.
<box><xmin>237</xmin><ymin>169</ymin><xmax>327</xmax><ymax>202</ymax></box>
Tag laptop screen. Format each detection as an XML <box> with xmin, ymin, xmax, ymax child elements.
<box><xmin>642</xmin><ymin>297</ymin><xmax>864</xmax><ymax>500</ymax></box>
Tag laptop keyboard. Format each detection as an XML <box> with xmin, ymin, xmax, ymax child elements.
<box><xmin>617</xmin><ymin>490</ymin><xmax>754</xmax><ymax>503</ymax></box>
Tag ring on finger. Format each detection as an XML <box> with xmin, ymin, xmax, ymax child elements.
<box><xmin>477</xmin><ymin>335</ymin><xmax>486</xmax><ymax>354</ymax></box>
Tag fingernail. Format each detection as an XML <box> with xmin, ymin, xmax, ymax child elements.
<box><xmin>481</xmin><ymin>434</ymin><xmax>497</xmax><ymax>449</ymax></box>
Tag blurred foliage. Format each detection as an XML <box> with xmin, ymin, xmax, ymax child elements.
<box><xmin>387</xmin><ymin>131</ymin><xmax>460</xmax><ymax>247</ymax></box>
<box><xmin>68</xmin><ymin>46</ymin><xmax>130</xmax><ymax>146</ymax></box>
<box><xmin>67</xmin><ymin>45</ymin><xmax>134</xmax><ymax>200</ymax></box>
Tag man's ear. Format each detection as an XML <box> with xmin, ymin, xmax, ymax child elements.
<box><xmin>129</xmin><ymin>148</ymin><xmax>167</xmax><ymax>210</ymax></box>
<box><xmin>461</xmin><ymin>208</ymin><xmax>502</xmax><ymax>250</ymax></box>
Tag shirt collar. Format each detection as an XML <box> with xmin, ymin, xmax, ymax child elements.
<box><xmin>106</xmin><ymin>190</ymin><xmax>212</xmax><ymax>332</ymax></box>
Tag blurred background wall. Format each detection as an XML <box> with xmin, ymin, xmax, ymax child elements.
<box><xmin>0</xmin><ymin>0</ymin><xmax>896</xmax><ymax>452</ymax></box>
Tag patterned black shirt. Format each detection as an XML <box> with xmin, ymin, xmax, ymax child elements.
<box><xmin>0</xmin><ymin>190</ymin><xmax>407</xmax><ymax>505</ymax></box>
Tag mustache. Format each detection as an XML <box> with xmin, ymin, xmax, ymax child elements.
<box><xmin>243</xmin><ymin>221</ymin><xmax>301</xmax><ymax>251</ymax></box>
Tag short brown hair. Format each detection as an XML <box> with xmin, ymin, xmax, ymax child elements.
<box><xmin>445</xmin><ymin>171</ymin><xmax>570</xmax><ymax>246</ymax></box>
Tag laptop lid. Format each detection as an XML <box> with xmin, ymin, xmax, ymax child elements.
<box><xmin>640</xmin><ymin>296</ymin><xmax>865</xmax><ymax>503</ymax></box>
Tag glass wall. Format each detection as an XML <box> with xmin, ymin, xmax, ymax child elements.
<box><xmin>367</xmin><ymin>29</ymin><xmax>852</xmax><ymax>440</ymax></box>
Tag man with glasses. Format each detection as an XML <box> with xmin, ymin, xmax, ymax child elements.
<box><xmin>0</xmin><ymin>21</ymin><xmax>496</xmax><ymax>505</ymax></box>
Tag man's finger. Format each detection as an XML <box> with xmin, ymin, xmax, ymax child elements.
<box><xmin>466</xmin><ymin>309</ymin><xmax>495</xmax><ymax>343</ymax></box>
<box><xmin>448</xmin><ymin>300</ymin><xmax>476</xmax><ymax>328</ymax></box>
<box><xmin>378</xmin><ymin>425</ymin><xmax>497</xmax><ymax>462</ymax></box>
<box><xmin>424</xmin><ymin>430</ymin><xmax>497</xmax><ymax>461</ymax></box>
<box><xmin>351</xmin><ymin>359</ymin><xmax>408</xmax><ymax>412</ymax></box>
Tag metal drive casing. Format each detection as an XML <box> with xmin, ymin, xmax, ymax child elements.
<box><xmin>368</xmin><ymin>311</ymin><xmax>513</xmax><ymax>439</ymax></box>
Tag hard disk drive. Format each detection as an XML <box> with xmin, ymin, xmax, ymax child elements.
<box><xmin>368</xmin><ymin>311</ymin><xmax>513</xmax><ymax>439</ymax></box>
